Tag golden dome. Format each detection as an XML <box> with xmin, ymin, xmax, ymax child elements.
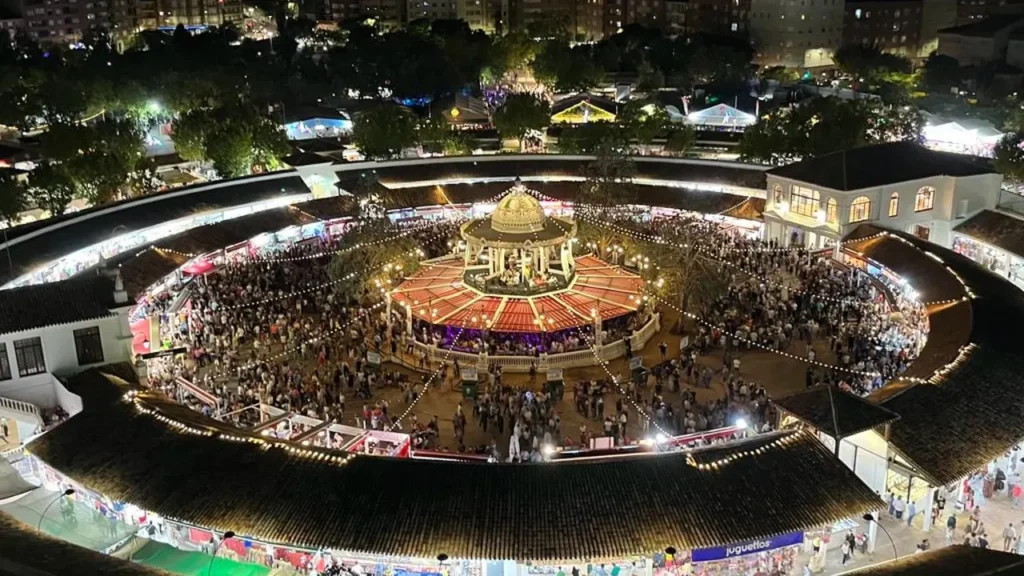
<box><xmin>491</xmin><ymin>181</ymin><xmax>546</xmax><ymax>234</ymax></box>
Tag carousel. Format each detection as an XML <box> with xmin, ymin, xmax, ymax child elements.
<box><xmin>389</xmin><ymin>179</ymin><xmax>647</xmax><ymax>346</ymax></box>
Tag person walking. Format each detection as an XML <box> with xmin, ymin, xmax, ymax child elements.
<box><xmin>907</xmin><ymin>500</ymin><xmax>917</xmax><ymax>527</ymax></box>
<box><xmin>946</xmin><ymin>514</ymin><xmax>957</xmax><ymax>545</ymax></box>
<box><xmin>1004</xmin><ymin>523</ymin><xmax>1017</xmax><ymax>552</ymax></box>
<box><xmin>841</xmin><ymin>538</ymin><xmax>852</xmax><ymax>566</ymax></box>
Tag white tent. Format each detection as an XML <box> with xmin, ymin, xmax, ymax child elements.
<box><xmin>685</xmin><ymin>103</ymin><xmax>757</xmax><ymax>130</ymax></box>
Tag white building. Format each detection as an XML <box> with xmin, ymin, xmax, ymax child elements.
<box><xmin>749</xmin><ymin>0</ymin><xmax>845</xmax><ymax>68</ymax></box>
<box><xmin>0</xmin><ymin>272</ymin><xmax>134</xmax><ymax>411</ymax></box>
<box><xmin>937</xmin><ymin>15</ymin><xmax>1024</xmax><ymax>66</ymax></box>
<box><xmin>762</xmin><ymin>141</ymin><xmax>1002</xmax><ymax>250</ymax></box>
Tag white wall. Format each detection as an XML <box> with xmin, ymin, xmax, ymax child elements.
<box><xmin>819</xmin><ymin>429</ymin><xmax>889</xmax><ymax>496</ymax></box>
<box><xmin>0</xmin><ymin>313</ymin><xmax>131</xmax><ymax>409</ymax></box>
<box><xmin>764</xmin><ymin>172</ymin><xmax>1002</xmax><ymax>251</ymax></box>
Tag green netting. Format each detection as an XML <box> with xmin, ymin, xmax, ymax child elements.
<box><xmin>131</xmin><ymin>540</ymin><xmax>270</xmax><ymax>576</ymax></box>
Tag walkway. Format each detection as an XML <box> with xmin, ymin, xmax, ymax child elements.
<box><xmin>0</xmin><ymin>487</ymin><xmax>134</xmax><ymax>552</ymax></box>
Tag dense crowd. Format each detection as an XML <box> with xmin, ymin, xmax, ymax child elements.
<box><xmin>137</xmin><ymin>211</ymin><xmax>929</xmax><ymax>460</ymax></box>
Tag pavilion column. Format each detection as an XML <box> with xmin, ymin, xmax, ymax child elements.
<box><xmin>405</xmin><ymin>305</ymin><xmax>413</xmax><ymax>335</ymax></box>
<box><xmin>464</xmin><ymin>242</ymin><xmax>472</xmax><ymax>265</ymax></box>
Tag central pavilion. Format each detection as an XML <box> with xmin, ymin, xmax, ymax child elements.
<box><xmin>389</xmin><ymin>179</ymin><xmax>645</xmax><ymax>337</ymax></box>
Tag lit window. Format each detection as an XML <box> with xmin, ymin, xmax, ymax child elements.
<box><xmin>826</xmin><ymin>198</ymin><xmax>838</xmax><ymax>224</ymax></box>
<box><xmin>915</xmin><ymin>186</ymin><xmax>934</xmax><ymax>212</ymax></box>
<box><xmin>791</xmin><ymin>185</ymin><xmax>820</xmax><ymax>218</ymax></box>
<box><xmin>855</xmin><ymin>8</ymin><xmax>862</xmax><ymax>18</ymax></box>
<box><xmin>773</xmin><ymin>184</ymin><xmax>786</xmax><ymax>205</ymax></box>
<box><xmin>0</xmin><ymin>343</ymin><xmax>10</xmax><ymax>381</ymax></box>
<box><xmin>850</xmin><ymin>196</ymin><xmax>872</xmax><ymax>223</ymax></box>
<box><xmin>888</xmin><ymin>192</ymin><xmax>899</xmax><ymax>217</ymax></box>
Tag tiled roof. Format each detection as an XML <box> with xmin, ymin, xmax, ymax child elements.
<box><xmin>390</xmin><ymin>256</ymin><xmax>642</xmax><ymax>333</ymax></box>
<box><xmin>773</xmin><ymin>386</ymin><xmax>899</xmax><ymax>439</ymax></box>
<box><xmin>0</xmin><ymin>512</ymin><xmax>174</xmax><ymax>576</ymax></box>
<box><xmin>0</xmin><ymin>274</ymin><xmax>127</xmax><ymax>334</ymax></box>
<box><xmin>838</xmin><ymin>545</ymin><xmax>1024</xmax><ymax>575</ymax></box>
<box><xmin>953</xmin><ymin>209</ymin><xmax>1024</xmax><ymax>259</ymax></box>
<box><xmin>29</xmin><ymin>374</ymin><xmax>882</xmax><ymax>561</ymax></box>
<box><xmin>874</xmin><ymin>233</ymin><xmax>1024</xmax><ymax>486</ymax></box>
<box><xmin>767</xmin><ymin>142</ymin><xmax>995</xmax><ymax>191</ymax></box>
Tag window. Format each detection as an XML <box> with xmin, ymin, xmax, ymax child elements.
<box><xmin>915</xmin><ymin>186</ymin><xmax>935</xmax><ymax>212</ymax></box>
<box><xmin>826</xmin><ymin>198</ymin><xmax>838</xmax><ymax>224</ymax></box>
<box><xmin>791</xmin><ymin>185</ymin><xmax>820</xmax><ymax>217</ymax></box>
<box><xmin>850</xmin><ymin>196</ymin><xmax>872</xmax><ymax>223</ymax></box>
<box><xmin>888</xmin><ymin>192</ymin><xmax>899</xmax><ymax>217</ymax></box>
<box><xmin>772</xmin><ymin>183</ymin><xmax>786</xmax><ymax>205</ymax></box>
<box><xmin>14</xmin><ymin>337</ymin><xmax>45</xmax><ymax>377</ymax></box>
<box><xmin>0</xmin><ymin>343</ymin><xmax>10</xmax><ymax>381</ymax></box>
<box><xmin>74</xmin><ymin>326</ymin><xmax>104</xmax><ymax>365</ymax></box>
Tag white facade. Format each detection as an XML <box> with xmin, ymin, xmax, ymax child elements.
<box><xmin>762</xmin><ymin>172</ymin><xmax>1003</xmax><ymax>250</ymax></box>
<box><xmin>749</xmin><ymin>0</ymin><xmax>845</xmax><ymax>68</ymax></box>
<box><xmin>0</xmin><ymin>312</ymin><xmax>133</xmax><ymax>408</ymax></box>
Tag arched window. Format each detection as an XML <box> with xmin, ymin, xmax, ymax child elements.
<box><xmin>826</xmin><ymin>198</ymin><xmax>838</xmax><ymax>224</ymax></box>
<box><xmin>791</xmin><ymin>185</ymin><xmax>820</xmax><ymax>217</ymax></box>
<box><xmin>888</xmin><ymin>192</ymin><xmax>899</xmax><ymax>218</ymax></box>
<box><xmin>772</xmin><ymin>184</ymin><xmax>785</xmax><ymax>206</ymax></box>
<box><xmin>915</xmin><ymin>186</ymin><xmax>935</xmax><ymax>212</ymax></box>
<box><xmin>850</xmin><ymin>196</ymin><xmax>872</xmax><ymax>223</ymax></box>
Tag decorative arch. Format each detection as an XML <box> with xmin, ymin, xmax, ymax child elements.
<box><xmin>850</xmin><ymin>196</ymin><xmax>872</xmax><ymax>223</ymax></box>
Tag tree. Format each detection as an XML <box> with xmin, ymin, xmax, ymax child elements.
<box><xmin>351</xmin><ymin>104</ymin><xmax>418</xmax><ymax>160</ymax></box>
<box><xmin>649</xmin><ymin>219</ymin><xmax>727</xmax><ymax>328</ymax></box>
<box><xmin>995</xmin><ymin>133</ymin><xmax>1024</xmax><ymax>187</ymax></box>
<box><xmin>170</xmin><ymin>105</ymin><xmax>289</xmax><ymax>177</ymax></box>
<box><xmin>619</xmin><ymin>101</ymin><xmax>670</xmax><ymax>154</ymax></box>
<box><xmin>0</xmin><ymin>172</ymin><xmax>26</xmax><ymax>225</ymax></box>
<box><xmin>557</xmin><ymin>122</ymin><xmax>625</xmax><ymax>154</ymax></box>
<box><xmin>492</xmin><ymin>93</ymin><xmax>550</xmax><ymax>150</ymax></box>
<box><xmin>920</xmin><ymin>53</ymin><xmax>962</xmax><ymax>94</ymax></box>
<box><xmin>577</xmin><ymin>139</ymin><xmax>637</xmax><ymax>209</ymax></box>
<box><xmin>737</xmin><ymin>97</ymin><xmax>922</xmax><ymax>164</ymax></box>
<box><xmin>417</xmin><ymin>116</ymin><xmax>472</xmax><ymax>156</ymax></box>
<box><xmin>664</xmin><ymin>126</ymin><xmax>697</xmax><ymax>157</ymax></box>
<box><xmin>28</xmin><ymin>162</ymin><xmax>78</xmax><ymax>216</ymax></box>
<box><xmin>531</xmin><ymin>41</ymin><xmax>603</xmax><ymax>92</ymax></box>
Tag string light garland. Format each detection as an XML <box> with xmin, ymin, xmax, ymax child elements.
<box><xmin>643</xmin><ymin>291</ymin><xmax>882</xmax><ymax>378</ymax></box>
<box><xmin>893</xmin><ymin>343</ymin><xmax>978</xmax><ymax>385</ymax></box>
<box><xmin>571</xmin><ymin>209</ymin><xmax>878</xmax><ymax>308</ymax></box>
<box><xmin>572</xmin><ymin>323</ymin><xmax>671</xmax><ymax>437</ymax></box>
<box><xmin>123</xmin><ymin>392</ymin><xmax>358</xmax><ymax>466</ymax></box>
<box><xmin>686</xmin><ymin>429</ymin><xmax>805</xmax><ymax>470</ymax></box>
<box><xmin>387</xmin><ymin>325</ymin><xmax>467</xmax><ymax>431</ymax></box>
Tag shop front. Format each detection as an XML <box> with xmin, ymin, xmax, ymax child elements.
<box><xmin>654</xmin><ymin>532</ymin><xmax>804</xmax><ymax>576</ymax></box>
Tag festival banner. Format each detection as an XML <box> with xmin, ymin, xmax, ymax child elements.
<box><xmin>690</xmin><ymin>531</ymin><xmax>804</xmax><ymax>562</ymax></box>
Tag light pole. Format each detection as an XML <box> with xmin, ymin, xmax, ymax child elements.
<box><xmin>37</xmin><ymin>488</ymin><xmax>75</xmax><ymax>533</ymax></box>
<box><xmin>206</xmin><ymin>530</ymin><xmax>235</xmax><ymax>576</ymax></box>
<box><xmin>863</xmin><ymin>513</ymin><xmax>898</xmax><ymax>560</ymax></box>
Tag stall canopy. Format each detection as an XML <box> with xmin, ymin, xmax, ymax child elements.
<box><xmin>773</xmin><ymin>385</ymin><xmax>900</xmax><ymax>441</ymax></box>
<box><xmin>551</xmin><ymin>93</ymin><xmax>618</xmax><ymax>124</ymax></box>
<box><xmin>30</xmin><ymin>370</ymin><xmax>884</xmax><ymax>562</ymax></box>
<box><xmin>685</xmin><ymin>103</ymin><xmax>757</xmax><ymax>130</ymax></box>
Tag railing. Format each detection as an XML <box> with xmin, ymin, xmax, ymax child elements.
<box><xmin>407</xmin><ymin>313</ymin><xmax>660</xmax><ymax>373</ymax></box>
<box><xmin>0</xmin><ymin>396</ymin><xmax>42</xmax><ymax>419</ymax></box>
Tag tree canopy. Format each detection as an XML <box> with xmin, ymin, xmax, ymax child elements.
<box><xmin>492</xmin><ymin>93</ymin><xmax>550</xmax><ymax>147</ymax></box>
<box><xmin>738</xmin><ymin>97</ymin><xmax>923</xmax><ymax>164</ymax></box>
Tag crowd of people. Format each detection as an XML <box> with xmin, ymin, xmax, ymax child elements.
<box><xmin>134</xmin><ymin>209</ymin><xmax>930</xmax><ymax>461</ymax></box>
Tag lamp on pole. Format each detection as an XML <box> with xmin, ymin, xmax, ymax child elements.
<box><xmin>863</xmin><ymin>513</ymin><xmax>898</xmax><ymax>560</ymax></box>
<box><xmin>206</xmin><ymin>530</ymin><xmax>235</xmax><ymax>576</ymax></box>
<box><xmin>37</xmin><ymin>488</ymin><xmax>75</xmax><ymax>533</ymax></box>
